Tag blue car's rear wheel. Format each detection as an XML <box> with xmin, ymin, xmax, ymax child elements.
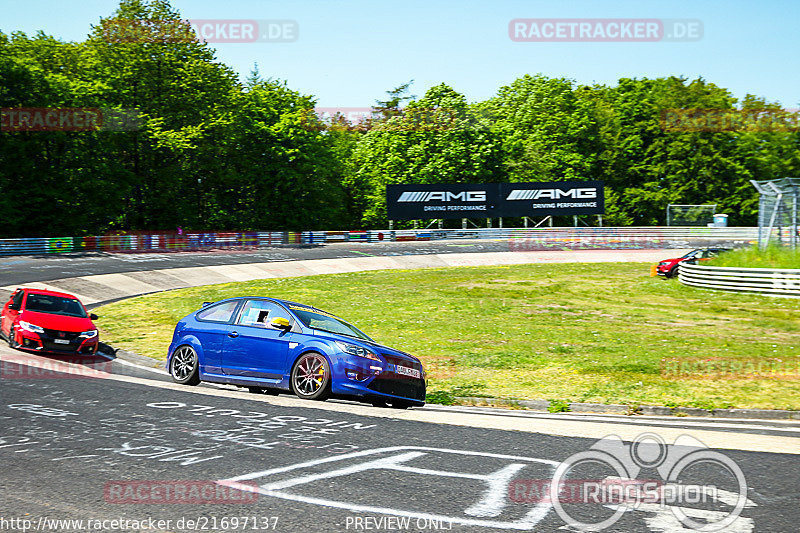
<box><xmin>291</xmin><ymin>352</ymin><xmax>330</xmax><ymax>401</ymax></box>
<box><xmin>170</xmin><ymin>345</ymin><xmax>200</xmax><ymax>385</ymax></box>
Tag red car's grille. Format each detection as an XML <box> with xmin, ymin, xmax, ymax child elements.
<box><xmin>42</xmin><ymin>329</ymin><xmax>80</xmax><ymax>341</ymax></box>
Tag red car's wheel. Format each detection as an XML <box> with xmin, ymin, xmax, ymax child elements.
<box><xmin>7</xmin><ymin>325</ymin><xmax>18</xmax><ymax>349</ymax></box>
<box><xmin>666</xmin><ymin>265</ymin><xmax>680</xmax><ymax>278</ymax></box>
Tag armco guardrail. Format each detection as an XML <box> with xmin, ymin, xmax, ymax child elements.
<box><xmin>679</xmin><ymin>262</ymin><xmax>800</xmax><ymax>298</ymax></box>
<box><xmin>0</xmin><ymin>226</ymin><xmax>759</xmax><ymax>257</ymax></box>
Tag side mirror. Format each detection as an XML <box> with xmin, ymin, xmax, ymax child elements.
<box><xmin>90</xmin><ymin>313</ymin><xmax>99</xmax><ymax>320</ymax></box>
<box><xmin>201</xmin><ymin>301</ymin><xmax>213</xmax><ymax>308</ymax></box>
<box><xmin>270</xmin><ymin>317</ymin><xmax>292</xmax><ymax>331</ymax></box>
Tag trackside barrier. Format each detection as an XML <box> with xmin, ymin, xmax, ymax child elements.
<box><xmin>0</xmin><ymin>227</ymin><xmax>760</xmax><ymax>257</ymax></box>
<box><xmin>679</xmin><ymin>262</ymin><xmax>800</xmax><ymax>298</ymax></box>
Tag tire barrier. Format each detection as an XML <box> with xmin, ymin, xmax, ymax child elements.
<box><xmin>0</xmin><ymin>226</ymin><xmax>758</xmax><ymax>257</ymax></box>
<box><xmin>679</xmin><ymin>262</ymin><xmax>800</xmax><ymax>298</ymax></box>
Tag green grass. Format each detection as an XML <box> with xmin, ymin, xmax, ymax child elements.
<box><xmin>709</xmin><ymin>245</ymin><xmax>800</xmax><ymax>269</ymax></box>
<box><xmin>95</xmin><ymin>263</ymin><xmax>800</xmax><ymax>410</ymax></box>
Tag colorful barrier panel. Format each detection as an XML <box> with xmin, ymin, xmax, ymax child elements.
<box><xmin>0</xmin><ymin>227</ymin><xmax>763</xmax><ymax>256</ymax></box>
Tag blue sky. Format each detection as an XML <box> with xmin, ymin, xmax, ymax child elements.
<box><xmin>2</xmin><ymin>0</ymin><xmax>798</xmax><ymax>108</ymax></box>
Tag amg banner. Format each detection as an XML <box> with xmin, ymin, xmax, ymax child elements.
<box><xmin>386</xmin><ymin>181</ymin><xmax>604</xmax><ymax>220</ymax></box>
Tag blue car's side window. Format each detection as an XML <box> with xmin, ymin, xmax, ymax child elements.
<box><xmin>236</xmin><ymin>300</ymin><xmax>293</xmax><ymax>330</ymax></box>
<box><xmin>196</xmin><ymin>300</ymin><xmax>239</xmax><ymax>323</ymax></box>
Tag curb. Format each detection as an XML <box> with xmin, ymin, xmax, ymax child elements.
<box><xmin>455</xmin><ymin>396</ymin><xmax>800</xmax><ymax>420</ymax></box>
<box><xmin>98</xmin><ymin>344</ymin><xmax>800</xmax><ymax>421</ymax></box>
<box><xmin>98</xmin><ymin>342</ymin><xmax>167</xmax><ymax>370</ymax></box>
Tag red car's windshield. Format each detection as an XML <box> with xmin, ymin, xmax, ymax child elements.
<box><xmin>25</xmin><ymin>293</ymin><xmax>87</xmax><ymax>318</ymax></box>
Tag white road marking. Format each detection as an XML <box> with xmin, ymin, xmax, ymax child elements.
<box><xmin>220</xmin><ymin>446</ymin><xmax>558</xmax><ymax>530</ymax></box>
<box><xmin>464</xmin><ymin>463</ymin><xmax>528</xmax><ymax>518</ymax></box>
<box><xmin>51</xmin><ymin>454</ymin><xmax>99</xmax><ymax>461</ymax></box>
<box><xmin>638</xmin><ymin>502</ymin><xmax>755</xmax><ymax>533</ymax></box>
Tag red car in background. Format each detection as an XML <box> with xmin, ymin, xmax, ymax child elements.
<box><xmin>656</xmin><ymin>248</ymin><xmax>730</xmax><ymax>278</ymax></box>
<box><xmin>1</xmin><ymin>288</ymin><xmax>99</xmax><ymax>354</ymax></box>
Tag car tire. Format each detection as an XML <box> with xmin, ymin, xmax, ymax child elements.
<box><xmin>291</xmin><ymin>352</ymin><xmax>331</xmax><ymax>401</ymax></box>
<box><xmin>170</xmin><ymin>345</ymin><xmax>200</xmax><ymax>385</ymax></box>
<box><xmin>667</xmin><ymin>266</ymin><xmax>679</xmax><ymax>279</ymax></box>
<box><xmin>389</xmin><ymin>400</ymin><xmax>414</xmax><ymax>410</ymax></box>
<box><xmin>7</xmin><ymin>325</ymin><xmax>18</xmax><ymax>349</ymax></box>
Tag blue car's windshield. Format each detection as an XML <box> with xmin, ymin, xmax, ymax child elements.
<box><xmin>290</xmin><ymin>307</ymin><xmax>372</xmax><ymax>341</ymax></box>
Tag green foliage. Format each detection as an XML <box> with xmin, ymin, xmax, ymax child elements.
<box><xmin>548</xmin><ymin>399</ymin><xmax>571</xmax><ymax>413</ymax></box>
<box><xmin>0</xmin><ymin>0</ymin><xmax>348</xmax><ymax>236</ymax></box>
<box><xmin>425</xmin><ymin>382</ymin><xmax>488</xmax><ymax>405</ymax></box>
<box><xmin>347</xmin><ymin>83</ymin><xmax>506</xmax><ymax>226</ymax></box>
<box><xmin>2</xmin><ymin>0</ymin><xmax>798</xmax><ymax>235</ymax></box>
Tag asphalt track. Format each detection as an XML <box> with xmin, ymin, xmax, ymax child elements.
<box><xmin>1</xmin><ymin>243</ymin><xmax>799</xmax><ymax>532</ymax></box>
<box><xmin>0</xmin><ymin>241</ymin><xmax>514</xmax><ymax>286</ymax></box>
<box><xmin>0</xmin><ymin>242</ymin><xmax>672</xmax><ymax>307</ymax></box>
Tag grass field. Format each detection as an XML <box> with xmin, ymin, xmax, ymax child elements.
<box><xmin>708</xmin><ymin>245</ymin><xmax>800</xmax><ymax>269</ymax></box>
<box><xmin>95</xmin><ymin>263</ymin><xmax>800</xmax><ymax>410</ymax></box>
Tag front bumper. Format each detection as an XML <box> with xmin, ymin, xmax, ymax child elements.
<box><xmin>330</xmin><ymin>353</ymin><xmax>426</xmax><ymax>406</ymax></box>
<box><xmin>15</xmin><ymin>329</ymin><xmax>98</xmax><ymax>355</ymax></box>
<box><xmin>656</xmin><ymin>264</ymin><xmax>677</xmax><ymax>276</ymax></box>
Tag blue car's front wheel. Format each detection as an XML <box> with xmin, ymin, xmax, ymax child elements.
<box><xmin>170</xmin><ymin>345</ymin><xmax>200</xmax><ymax>386</ymax></box>
<box><xmin>291</xmin><ymin>352</ymin><xmax>331</xmax><ymax>401</ymax></box>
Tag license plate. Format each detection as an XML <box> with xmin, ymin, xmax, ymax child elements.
<box><xmin>54</xmin><ymin>339</ymin><xmax>69</xmax><ymax>344</ymax></box>
<box><xmin>396</xmin><ymin>365</ymin><xmax>421</xmax><ymax>379</ymax></box>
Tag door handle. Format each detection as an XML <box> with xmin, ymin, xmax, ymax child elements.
<box><xmin>228</xmin><ymin>331</ymin><xmax>239</xmax><ymax>338</ymax></box>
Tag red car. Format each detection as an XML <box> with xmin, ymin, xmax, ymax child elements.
<box><xmin>1</xmin><ymin>288</ymin><xmax>99</xmax><ymax>354</ymax></box>
<box><xmin>656</xmin><ymin>248</ymin><xmax>728</xmax><ymax>278</ymax></box>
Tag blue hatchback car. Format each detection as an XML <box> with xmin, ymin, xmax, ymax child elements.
<box><xmin>167</xmin><ymin>297</ymin><xmax>426</xmax><ymax>408</ymax></box>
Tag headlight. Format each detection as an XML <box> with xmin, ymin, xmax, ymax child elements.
<box><xmin>19</xmin><ymin>321</ymin><xmax>44</xmax><ymax>334</ymax></box>
<box><xmin>79</xmin><ymin>330</ymin><xmax>98</xmax><ymax>339</ymax></box>
<box><xmin>335</xmin><ymin>341</ymin><xmax>380</xmax><ymax>361</ymax></box>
